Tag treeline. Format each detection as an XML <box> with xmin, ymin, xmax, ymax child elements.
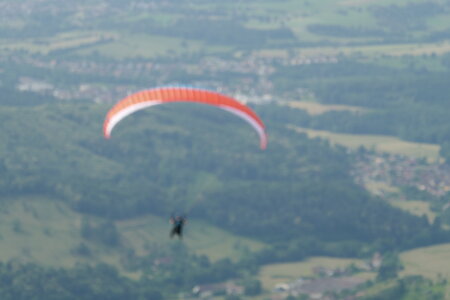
<box><xmin>370</xmin><ymin>2</ymin><xmax>443</xmax><ymax>33</ymax></box>
<box><xmin>306</xmin><ymin>2</ymin><xmax>450</xmax><ymax>43</ymax></box>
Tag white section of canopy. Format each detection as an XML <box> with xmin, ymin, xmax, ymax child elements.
<box><xmin>219</xmin><ymin>105</ymin><xmax>267</xmax><ymax>149</ymax></box>
<box><xmin>104</xmin><ymin>101</ymin><xmax>163</xmax><ymax>138</ymax></box>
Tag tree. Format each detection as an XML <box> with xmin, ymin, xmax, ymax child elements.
<box><xmin>243</xmin><ymin>279</ymin><xmax>262</xmax><ymax>296</ymax></box>
<box><xmin>377</xmin><ymin>252</ymin><xmax>403</xmax><ymax>281</ymax></box>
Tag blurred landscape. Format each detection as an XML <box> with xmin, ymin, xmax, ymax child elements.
<box><xmin>2</xmin><ymin>0</ymin><xmax>450</xmax><ymax>299</ymax></box>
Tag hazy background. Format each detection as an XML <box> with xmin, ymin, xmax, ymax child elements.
<box><xmin>1</xmin><ymin>0</ymin><xmax>450</xmax><ymax>299</ymax></box>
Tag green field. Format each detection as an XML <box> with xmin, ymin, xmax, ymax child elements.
<box><xmin>118</xmin><ymin>216</ymin><xmax>266</xmax><ymax>262</ymax></box>
<box><xmin>401</xmin><ymin>243</ymin><xmax>450</xmax><ymax>298</ymax></box>
<box><xmin>0</xmin><ymin>197</ymin><xmax>81</xmax><ymax>268</ymax></box>
<box><xmin>285</xmin><ymin>101</ymin><xmax>366</xmax><ymax>115</ymax></box>
<box><xmin>291</xmin><ymin>126</ymin><xmax>441</xmax><ymax>161</ymax></box>
<box><xmin>390</xmin><ymin>200</ymin><xmax>436</xmax><ymax>223</ymax></box>
<box><xmin>0</xmin><ymin>196</ymin><xmax>265</xmax><ymax>271</ymax></box>
<box><xmin>401</xmin><ymin>243</ymin><xmax>450</xmax><ymax>280</ymax></box>
<box><xmin>0</xmin><ymin>31</ymin><xmax>117</xmax><ymax>55</ymax></box>
<box><xmin>76</xmin><ymin>33</ymin><xmax>230</xmax><ymax>59</ymax></box>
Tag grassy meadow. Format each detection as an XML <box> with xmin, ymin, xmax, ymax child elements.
<box><xmin>0</xmin><ymin>31</ymin><xmax>117</xmax><ymax>55</ymax></box>
<box><xmin>401</xmin><ymin>243</ymin><xmax>450</xmax><ymax>280</ymax></box>
<box><xmin>118</xmin><ymin>216</ymin><xmax>266</xmax><ymax>262</ymax></box>
<box><xmin>0</xmin><ymin>196</ymin><xmax>84</xmax><ymax>268</ymax></box>
<box><xmin>290</xmin><ymin>126</ymin><xmax>441</xmax><ymax>161</ymax></box>
<box><xmin>75</xmin><ymin>34</ymin><xmax>231</xmax><ymax>59</ymax></box>
<box><xmin>390</xmin><ymin>200</ymin><xmax>436</xmax><ymax>223</ymax></box>
<box><xmin>285</xmin><ymin>100</ymin><xmax>366</xmax><ymax>115</ymax></box>
<box><xmin>401</xmin><ymin>243</ymin><xmax>450</xmax><ymax>298</ymax></box>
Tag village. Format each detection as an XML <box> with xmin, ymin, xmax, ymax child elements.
<box><xmin>189</xmin><ymin>253</ymin><xmax>382</xmax><ymax>300</ymax></box>
<box><xmin>4</xmin><ymin>46</ymin><xmax>337</xmax><ymax>105</ymax></box>
<box><xmin>352</xmin><ymin>152</ymin><xmax>450</xmax><ymax>198</ymax></box>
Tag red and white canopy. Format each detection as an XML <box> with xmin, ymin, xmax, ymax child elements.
<box><xmin>103</xmin><ymin>86</ymin><xmax>268</xmax><ymax>149</ymax></box>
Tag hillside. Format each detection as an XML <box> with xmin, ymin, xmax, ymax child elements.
<box><xmin>0</xmin><ymin>196</ymin><xmax>265</xmax><ymax>268</ymax></box>
<box><xmin>1</xmin><ymin>99</ymin><xmax>448</xmax><ymax>256</ymax></box>
<box><xmin>2</xmin><ymin>0</ymin><xmax>450</xmax><ymax>298</ymax></box>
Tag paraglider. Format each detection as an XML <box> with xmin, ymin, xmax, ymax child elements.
<box><xmin>169</xmin><ymin>214</ymin><xmax>187</xmax><ymax>239</ymax></box>
<box><xmin>103</xmin><ymin>86</ymin><xmax>268</xmax><ymax>149</ymax></box>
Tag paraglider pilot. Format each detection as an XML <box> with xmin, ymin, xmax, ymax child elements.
<box><xmin>170</xmin><ymin>215</ymin><xmax>187</xmax><ymax>239</ymax></box>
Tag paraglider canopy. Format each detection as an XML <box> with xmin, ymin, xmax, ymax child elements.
<box><xmin>103</xmin><ymin>86</ymin><xmax>268</xmax><ymax>149</ymax></box>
